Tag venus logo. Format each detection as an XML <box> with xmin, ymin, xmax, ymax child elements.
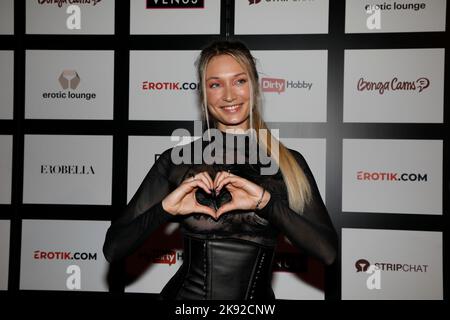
<box><xmin>66</xmin><ymin>265</ymin><xmax>81</xmax><ymax>290</ymax></box>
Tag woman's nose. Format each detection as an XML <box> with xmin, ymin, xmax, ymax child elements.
<box><xmin>223</xmin><ymin>85</ymin><xmax>236</xmax><ymax>102</ymax></box>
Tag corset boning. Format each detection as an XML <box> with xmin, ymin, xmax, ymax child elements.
<box><xmin>159</xmin><ymin>235</ymin><xmax>276</xmax><ymax>300</ymax></box>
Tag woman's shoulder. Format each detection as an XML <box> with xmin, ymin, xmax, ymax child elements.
<box><xmin>285</xmin><ymin>147</ymin><xmax>308</xmax><ymax>167</ymax></box>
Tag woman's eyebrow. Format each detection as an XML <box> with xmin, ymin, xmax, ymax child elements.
<box><xmin>206</xmin><ymin>72</ymin><xmax>247</xmax><ymax>81</ymax></box>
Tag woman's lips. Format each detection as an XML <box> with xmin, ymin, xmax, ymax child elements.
<box><xmin>221</xmin><ymin>103</ymin><xmax>242</xmax><ymax>113</ymax></box>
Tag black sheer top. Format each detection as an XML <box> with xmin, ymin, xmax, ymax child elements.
<box><xmin>103</xmin><ymin>130</ymin><xmax>338</xmax><ymax>265</ymax></box>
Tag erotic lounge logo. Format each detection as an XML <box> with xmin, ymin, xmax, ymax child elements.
<box><xmin>59</xmin><ymin>69</ymin><xmax>80</xmax><ymax>90</ymax></box>
<box><xmin>146</xmin><ymin>0</ymin><xmax>204</xmax><ymax>9</ymax></box>
<box><xmin>41</xmin><ymin>69</ymin><xmax>96</xmax><ymax>101</ymax></box>
<box><xmin>357</xmin><ymin>77</ymin><xmax>430</xmax><ymax>95</ymax></box>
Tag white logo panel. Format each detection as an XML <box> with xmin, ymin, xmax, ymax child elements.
<box><xmin>130</xmin><ymin>0</ymin><xmax>220</xmax><ymax>35</ymax></box>
<box><xmin>344</xmin><ymin>49</ymin><xmax>444</xmax><ymax>123</ymax></box>
<box><xmin>0</xmin><ymin>220</ymin><xmax>10</xmax><ymax>290</ymax></box>
<box><xmin>0</xmin><ymin>0</ymin><xmax>14</xmax><ymax>35</ymax></box>
<box><xmin>26</xmin><ymin>0</ymin><xmax>115</xmax><ymax>34</ymax></box>
<box><xmin>129</xmin><ymin>51</ymin><xmax>201</xmax><ymax>121</ymax></box>
<box><xmin>235</xmin><ymin>0</ymin><xmax>329</xmax><ymax>34</ymax></box>
<box><xmin>342</xmin><ymin>228</ymin><xmax>443</xmax><ymax>300</ymax></box>
<box><xmin>345</xmin><ymin>0</ymin><xmax>446</xmax><ymax>33</ymax></box>
<box><xmin>0</xmin><ymin>135</ymin><xmax>13</xmax><ymax>204</ymax></box>
<box><xmin>342</xmin><ymin>139</ymin><xmax>442</xmax><ymax>215</ymax></box>
<box><xmin>127</xmin><ymin>135</ymin><xmax>199</xmax><ymax>202</ymax></box>
<box><xmin>254</xmin><ymin>50</ymin><xmax>328</xmax><ymax>122</ymax></box>
<box><xmin>25</xmin><ymin>50</ymin><xmax>114</xmax><ymax>120</ymax></box>
<box><xmin>20</xmin><ymin>220</ymin><xmax>110</xmax><ymax>291</ymax></box>
<box><xmin>23</xmin><ymin>135</ymin><xmax>113</xmax><ymax>205</ymax></box>
<box><xmin>0</xmin><ymin>51</ymin><xmax>14</xmax><ymax>119</ymax></box>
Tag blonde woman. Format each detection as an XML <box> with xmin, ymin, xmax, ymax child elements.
<box><xmin>103</xmin><ymin>40</ymin><xmax>337</xmax><ymax>300</ymax></box>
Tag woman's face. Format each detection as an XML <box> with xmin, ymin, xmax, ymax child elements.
<box><xmin>205</xmin><ymin>54</ymin><xmax>251</xmax><ymax>132</ymax></box>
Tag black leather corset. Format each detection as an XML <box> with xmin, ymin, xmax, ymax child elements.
<box><xmin>159</xmin><ymin>235</ymin><xmax>276</xmax><ymax>300</ymax></box>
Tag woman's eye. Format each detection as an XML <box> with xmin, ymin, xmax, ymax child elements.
<box><xmin>209</xmin><ymin>83</ymin><xmax>220</xmax><ymax>89</ymax></box>
<box><xmin>236</xmin><ymin>78</ymin><xmax>247</xmax><ymax>85</ymax></box>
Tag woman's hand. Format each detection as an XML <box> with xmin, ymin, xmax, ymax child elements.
<box><xmin>162</xmin><ymin>171</ymin><xmax>217</xmax><ymax>218</ymax></box>
<box><xmin>214</xmin><ymin>171</ymin><xmax>271</xmax><ymax>218</ymax></box>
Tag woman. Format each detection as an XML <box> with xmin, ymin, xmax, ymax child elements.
<box><xmin>103</xmin><ymin>40</ymin><xmax>338</xmax><ymax>300</ymax></box>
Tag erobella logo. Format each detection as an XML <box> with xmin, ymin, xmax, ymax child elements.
<box><xmin>357</xmin><ymin>77</ymin><xmax>430</xmax><ymax>95</ymax></box>
<box><xmin>41</xmin><ymin>69</ymin><xmax>97</xmax><ymax>101</ymax></box>
<box><xmin>40</xmin><ymin>164</ymin><xmax>96</xmax><ymax>175</ymax></box>
<box><xmin>261</xmin><ymin>77</ymin><xmax>313</xmax><ymax>94</ymax></box>
<box><xmin>141</xmin><ymin>80</ymin><xmax>200</xmax><ymax>91</ymax></box>
<box><xmin>146</xmin><ymin>0</ymin><xmax>204</xmax><ymax>9</ymax></box>
<box><xmin>356</xmin><ymin>171</ymin><xmax>428</xmax><ymax>182</ymax></box>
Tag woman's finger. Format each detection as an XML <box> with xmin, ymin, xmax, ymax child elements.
<box><xmin>198</xmin><ymin>171</ymin><xmax>214</xmax><ymax>190</ymax></box>
<box><xmin>194</xmin><ymin>203</ymin><xmax>217</xmax><ymax>219</ymax></box>
<box><xmin>216</xmin><ymin>201</ymin><xmax>237</xmax><ymax>218</ymax></box>
<box><xmin>214</xmin><ymin>170</ymin><xmax>232</xmax><ymax>191</ymax></box>
<box><xmin>181</xmin><ymin>177</ymin><xmax>211</xmax><ymax>195</ymax></box>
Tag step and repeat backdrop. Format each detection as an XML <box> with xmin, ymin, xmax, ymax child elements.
<box><xmin>0</xmin><ymin>0</ymin><xmax>447</xmax><ymax>300</ymax></box>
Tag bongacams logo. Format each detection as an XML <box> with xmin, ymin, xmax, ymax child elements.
<box><xmin>357</xmin><ymin>77</ymin><xmax>430</xmax><ymax>95</ymax></box>
<box><xmin>261</xmin><ymin>77</ymin><xmax>313</xmax><ymax>94</ymax></box>
<box><xmin>37</xmin><ymin>0</ymin><xmax>102</xmax><ymax>8</ymax></box>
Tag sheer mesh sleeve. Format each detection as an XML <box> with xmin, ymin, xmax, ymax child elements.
<box><xmin>103</xmin><ymin>149</ymin><xmax>175</xmax><ymax>263</ymax></box>
<box><xmin>256</xmin><ymin>150</ymin><xmax>338</xmax><ymax>265</ymax></box>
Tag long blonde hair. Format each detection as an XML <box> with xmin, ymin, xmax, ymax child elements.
<box><xmin>196</xmin><ymin>40</ymin><xmax>312</xmax><ymax>214</ymax></box>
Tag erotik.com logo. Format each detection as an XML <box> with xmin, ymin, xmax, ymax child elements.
<box><xmin>34</xmin><ymin>250</ymin><xmax>98</xmax><ymax>261</ymax></box>
<box><xmin>355</xmin><ymin>259</ymin><xmax>429</xmax><ymax>273</ymax></box>
<box><xmin>141</xmin><ymin>80</ymin><xmax>200</xmax><ymax>92</ymax></box>
<box><xmin>357</xmin><ymin>76</ymin><xmax>430</xmax><ymax>95</ymax></box>
<box><xmin>356</xmin><ymin>171</ymin><xmax>428</xmax><ymax>182</ymax></box>
<box><xmin>137</xmin><ymin>249</ymin><xmax>181</xmax><ymax>266</ymax></box>
<box><xmin>146</xmin><ymin>0</ymin><xmax>204</xmax><ymax>9</ymax></box>
<box><xmin>261</xmin><ymin>77</ymin><xmax>313</xmax><ymax>94</ymax></box>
